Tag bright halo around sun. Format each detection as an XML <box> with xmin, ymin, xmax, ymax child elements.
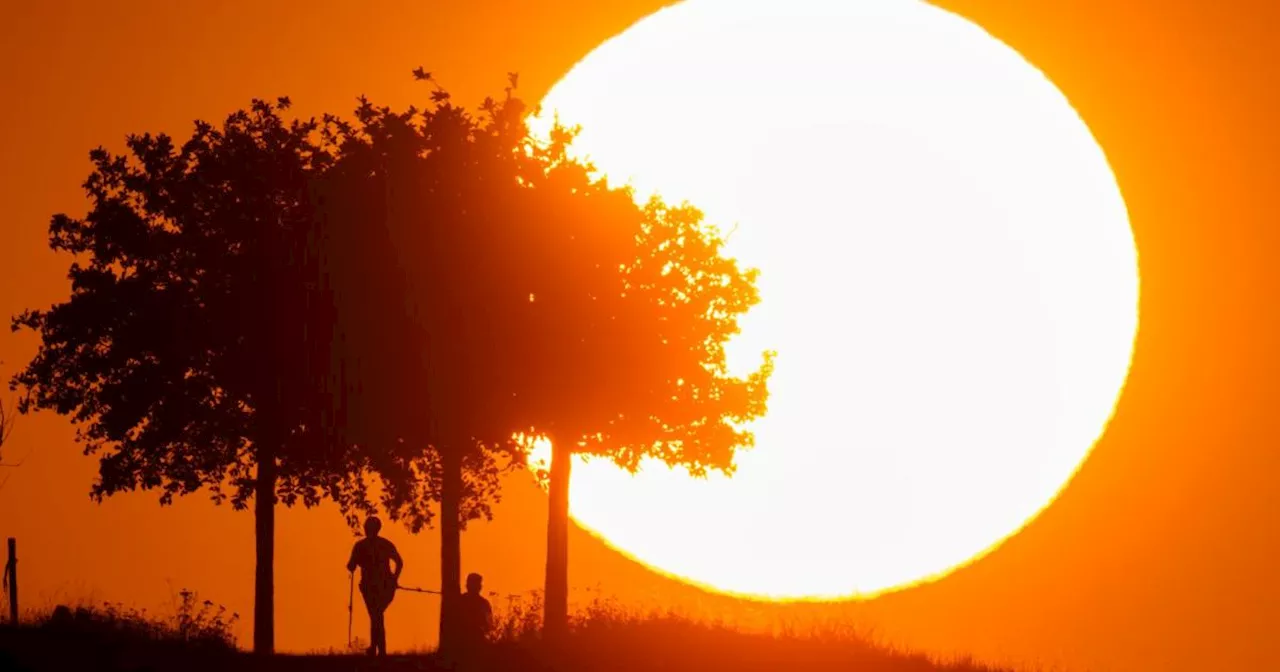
<box><xmin>528</xmin><ymin>0</ymin><xmax>1139</xmax><ymax>599</ymax></box>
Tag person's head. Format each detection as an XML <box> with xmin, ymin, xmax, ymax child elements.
<box><xmin>363</xmin><ymin>516</ymin><xmax>382</xmax><ymax>538</ymax></box>
<box><xmin>466</xmin><ymin>572</ymin><xmax>483</xmax><ymax>594</ymax></box>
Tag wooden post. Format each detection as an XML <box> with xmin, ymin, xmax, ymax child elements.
<box><xmin>5</xmin><ymin>538</ymin><xmax>15</xmax><ymax>625</ymax></box>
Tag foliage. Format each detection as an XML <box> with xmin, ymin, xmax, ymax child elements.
<box><xmin>172</xmin><ymin>589</ymin><xmax>241</xmax><ymax>646</ymax></box>
<box><xmin>490</xmin><ymin>590</ymin><xmax>546</xmax><ymax>644</ymax></box>
<box><xmin>310</xmin><ymin>88</ymin><xmax>520</xmax><ymax>532</ymax></box>
<box><xmin>9</xmin><ymin>96</ymin><xmax>362</xmax><ymax>511</ymax></box>
<box><xmin>509</xmin><ymin>171</ymin><xmax>776</xmax><ymax>472</ymax></box>
<box><xmin>34</xmin><ymin>589</ymin><xmax>238</xmax><ymax>649</ymax></box>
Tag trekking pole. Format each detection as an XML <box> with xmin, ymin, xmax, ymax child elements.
<box><xmin>347</xmin><ymin>571</ymin><xmax>354</xmax><ymax>649</ymax></box>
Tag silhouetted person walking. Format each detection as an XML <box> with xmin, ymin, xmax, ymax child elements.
<box><xmin>346</xmin><ymin>516</ymin><xmax>403</xmax><ymax>656</ymax></box>
<box><xmin>456</xmin><ymin>572</ymin><xmax>493</xmax><ymax>666</ymax></box>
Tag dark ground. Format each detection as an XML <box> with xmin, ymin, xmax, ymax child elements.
<box><xmin>0</xmin><ymin>604</ymin><xmax>1013</xmax><ymax>672</ymax></box>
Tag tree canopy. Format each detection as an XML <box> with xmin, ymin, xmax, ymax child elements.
<box><xmin>322</xmin><ymin>72</ymin><xmax>773</xmax><ymax>476</ymax></box>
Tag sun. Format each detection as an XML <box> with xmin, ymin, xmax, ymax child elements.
<box><xmin>528</xmin><ymin>0</ymin><xmax>1139</xmax><ymax>599</ymax></box>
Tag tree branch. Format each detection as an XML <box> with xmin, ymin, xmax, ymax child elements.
<box><xmin>0</xmin><ymin>396</ymin><xmax>14</xmax><ymax>463</ymax></box>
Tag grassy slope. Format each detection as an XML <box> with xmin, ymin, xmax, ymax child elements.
<box><xmin>0</xmin><ymin>602</ymin><xmax>1014</xmax><ymax>672</ymax></box>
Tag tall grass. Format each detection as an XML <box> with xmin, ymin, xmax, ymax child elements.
<box><xmin>13</xmin><ymin>589</ymin><xmax>237</xmax><ymax>648</ymax></box>
<box><xmin>484</xmin><ymin>591</ymin><xmax>1013</xmax><ymax>672</ymax></box>
<box><xmin>0</xmin><ymin>589</ymin><xmax>239</xmax><ymax>672</ymax></box>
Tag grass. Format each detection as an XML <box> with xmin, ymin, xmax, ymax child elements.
<box><xmin>485</xmin><ymin>593</ymin><xmax>1012</xmax><ymax>672</ymax></box>
<box><xmin>0</xmin><ymin>591</ymin><xmax>1017</xmax><ymax>672</ymax></box>
<box><xmin>0</xmin><ymin>590</ymin><xmax>240</xmax><ymax>672</ymax></box>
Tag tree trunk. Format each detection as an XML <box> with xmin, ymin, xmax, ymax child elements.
<box><xmin>253</xmin><ymin>445</ymin><xmax>278</xmax><ymax>655</ymax></box>
<box><xmin>543</xmin><ymin>438</ymin><xmax>572</xmax><ymax>639</ymax></box>
<box><xmin>437</xmin><ymin>445</ymin><xmax>463</xmax><ymax>658</ymax></box>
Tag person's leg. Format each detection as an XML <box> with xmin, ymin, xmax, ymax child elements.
<box><xmin>377</xmin><ymin>591</ymin><xmax>396</xmax><ymax>656</ymax></box>
<box><xmin>372</xmin><ymin>607</ymin><xmax>386</xmax><ymax>656</ymax></box>
<box><xmin>361</xmin><ymin>590</ymin><xmax>379</xmax><ymax>656</ymax></box>
<box><xmin>382</xmin><ymin>592</ymin><xmax>396</xmax><ymax>655</ymax></box>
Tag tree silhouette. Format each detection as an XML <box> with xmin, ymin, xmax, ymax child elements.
<box><xmin>9</xmin><ymin>98</ymin><xmax>367</xmax><ymax>654</ymax></box>
<box><xmin>517</xmin><ymin>135</ymin><xmax>775</xmax><ymax>640</ymax></box>
<box><xmin>312</xmin><ymin>82</ymin><xmax>525</xmax><ymax>657</ymax></box>
<box><xmin>319</xmin><ymin>73</ymin><xmax>774</xmax><ymax>644</ymax></box>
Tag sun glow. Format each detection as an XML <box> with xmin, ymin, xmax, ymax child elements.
<box><xmin>529</xmin><ymin>0</ymin><xmax>1139</xmax><ymax>599</ymax></box>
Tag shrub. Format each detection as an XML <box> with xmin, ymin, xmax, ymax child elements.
<box><xmin>34</xmin><ymin>589</ymin><xmax>238</xmax><ymax>650</ymax></box>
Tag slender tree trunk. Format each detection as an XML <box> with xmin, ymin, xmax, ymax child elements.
<box><xmin>543</xmin><ymin>438</ymin><xmax>572</xmax><ymax>639</ymax></box>
<box><xmin>254</xmin><ymin>445</ymin><xmax>278</xmax><ymax>655</ymax></box>
<box><xmin>438</xmin><ymin>445</ymin><xmax>463</xmax><ymax>659</ymax></box>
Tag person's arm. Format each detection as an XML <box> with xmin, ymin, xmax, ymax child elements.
<box><xmin>346</xmin><ymin>543</ymin><xmax>359</xmax><ymax>573</ymax></box>
<box><xmin>390</xmin><ymin>543</ymin><xmax>404</xmax><ymax>582</ymax></box>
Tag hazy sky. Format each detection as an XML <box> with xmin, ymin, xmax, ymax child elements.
<box><xmin>1</xmin><ymin>1</ymin><xmax>1277</xmax><ymax>670</ymax></box>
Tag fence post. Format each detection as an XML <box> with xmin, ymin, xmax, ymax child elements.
<box><xmin>5</xmin><ymin>538</ymin><xmax>15</xmax><ymax>625</ymax></box>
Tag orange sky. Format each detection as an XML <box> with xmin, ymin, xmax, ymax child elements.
<box><xmin>2</xmin><ymin>1</ymin><xmax>1278</xmax><ymax>670</ymax></box>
